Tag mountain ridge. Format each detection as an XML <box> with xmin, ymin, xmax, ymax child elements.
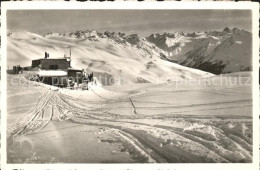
<box><xmin>146</xmin><ymin>27</ymin><xmax>252</xmax><ymax>74</ymax></box>
<box><xmin>8</xmin><ymin>30</ymin><xmax>214</xmax><ymax>85</ymax></box>
<box><xmin>42</xmin><ymin>27</ymin><xmax>252</xmax><ymax>75</ymax></box>
<box><xmin>7</xmin><ymin>28</ymin><xmax>251</xmax><ymax>84</ymax></box>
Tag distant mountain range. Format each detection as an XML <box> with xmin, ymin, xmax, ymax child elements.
<box><xmin>146</xmin><ymin>27</ymin><xmax>252</xmax><ymax>74</ymax></box>
<box><xmin>7</xmin><ymin>27</ymin><xmax>251</xmax><ymax>84</ymax></box>
<box><xmin>43</xmin><ymin>27</ymin><xmax>252</xmax><ymax>75</ymax></box>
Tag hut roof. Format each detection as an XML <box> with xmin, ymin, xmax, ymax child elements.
<box><xmin>33</xmin><ymin>58</ymin><xmax>70</xmax><ymax>61</ymax></box>
<box><xmin>68</xmin><ymin>68</ymin><xmax>82</xmax><ymax>71</ymax></box>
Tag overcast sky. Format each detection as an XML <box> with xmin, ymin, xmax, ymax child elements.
<box><xmin>7</xmin><ymin>10</ymin><xmax>251</xmax><ymax>36</ymax></box>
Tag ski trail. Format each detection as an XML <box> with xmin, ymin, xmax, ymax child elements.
<box><xmin>8</xmin><ymin>85</ymin><xmax>252</xmax><ymax>163</ymax></box>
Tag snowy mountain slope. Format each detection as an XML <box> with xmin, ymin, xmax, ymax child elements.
<box><xmin>146</xmin><ymin>28</ymin><xmax>252</xmax><ymax>74</ymax></box>
<box><xmin>7</xmin><ymin>31</ymin><xmax>213</xmax><ymax>85</ymax></box>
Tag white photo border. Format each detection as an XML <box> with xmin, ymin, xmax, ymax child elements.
<box><xmin>1</xmin><ymin>1</ymin><xmax>259</xmax><ymax>170</ymax></box>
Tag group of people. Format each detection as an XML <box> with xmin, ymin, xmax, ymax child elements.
<box><xmin>68</xmin><ymin>71</ymin><xmax>96</xmax><ymax>90</ymax></box>
<box><xmin>13</xmin><ymin>65</ymin><xmax>23</xmax><ymax>74</ymax></box>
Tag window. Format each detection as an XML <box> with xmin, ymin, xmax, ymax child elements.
<box><xmin>49</xmin><ymin>65</ymin><xmax>58</xmax><ymax>70</ymax></box>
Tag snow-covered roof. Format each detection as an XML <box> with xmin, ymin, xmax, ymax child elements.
<box><xmin>38</xmin><ymin>70</ymin><xmax>67</xmax><ymax>77</ymax></box>
<box><xmin>68</xmin><ymin>68</ymin><xmax>83</xmax><ymax>71</ymax></box>
<box><xmin>33</xmin><ymin>57</ymin><xmax>69</xmax><ymax>60</ymax></box>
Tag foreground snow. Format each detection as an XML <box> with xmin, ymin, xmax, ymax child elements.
<box><xmin>7</xmin><ymin>72</ymin><xmax>252</xmax><ymax>163</ymax></box>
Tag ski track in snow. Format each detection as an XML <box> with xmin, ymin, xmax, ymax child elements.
<box><xmin>8</xmin><ymin>80</ymin><xmax>253</xmax><ymax>163</ymax></box>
